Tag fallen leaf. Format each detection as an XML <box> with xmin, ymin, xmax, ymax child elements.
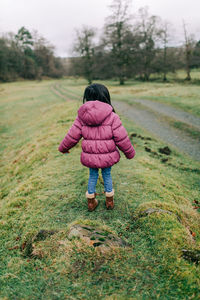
<box><xmin>8</xmin><ymin>245</ymin><xmax>19</xmax><ymax>250</ymax></box>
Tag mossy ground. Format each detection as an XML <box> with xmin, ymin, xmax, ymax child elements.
<box><xmin>0</xmin><ymin>79</ymin><xmax>199</xmax><ymax>299</ymax></box>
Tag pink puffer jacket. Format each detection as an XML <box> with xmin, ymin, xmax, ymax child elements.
<box><xmin>58</xmin><ymin>100</ymin><xmax>135</xmax><ymax>168</ymax></box>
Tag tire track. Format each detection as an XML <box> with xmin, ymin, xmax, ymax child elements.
<box><xmin>113</xmin><ymin>100</ymin><xmax>200</xmax><ymax>161</ymax></box>
<box><xmin>131</xmin><ymin>98</ymin><xmax>200</xmax><ymax>130</ymax></box>
<box><xmin>51</xmin><ymin>84</ymin><xmax>72</xmax><ymax>101</ymax></box>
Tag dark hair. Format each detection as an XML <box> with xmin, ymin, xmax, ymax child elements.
<box><xmin>83</xmin><ymin>83</ymin><xmax>115</xmax><ymax>112</ymax></box>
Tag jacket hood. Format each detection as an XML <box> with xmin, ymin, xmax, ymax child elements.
<box><xmin>78</xmin><ymin>100</ymin><xmax>113</xmax><ymax>126</ymax></box>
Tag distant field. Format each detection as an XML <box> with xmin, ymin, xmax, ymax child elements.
<box><xmin>56</xmin><ymin>70</ymin><xmax>200</xmax><ymax>117</ymax></box>
<box><xmin>111</xmin><ymin>82</ymin><xmax>200</xmax><ymax>117</ymax></box>
<box><xmin>113</xmin><ymin>69</ymin><xmax>200</xmax><ymax>116</ymax></box>
<box><xmin>0</xmin><ymin>80</ymin><xmax>199</xmax><ymax>299</ymax></box>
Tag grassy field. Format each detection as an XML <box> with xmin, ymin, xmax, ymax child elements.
<box><xmin>55</xmin><ymin>70</ymin><xmax>200</xmax><ymax>117</ymax></box>
<box><xmin>0</xmin><ymin>79</ymin><xmax>200</xmax><ymax>299</ymax></box>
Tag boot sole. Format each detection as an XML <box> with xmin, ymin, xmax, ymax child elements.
<box><xmin>106</xmin><ymin>202</ymin><xmax>114</xmax><ymax>210</ymax></box>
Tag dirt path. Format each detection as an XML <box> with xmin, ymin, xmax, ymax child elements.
<box><xmin>130</xmin><ymin>99</ymin><xmax>200</xmax><ymax>130</ymax></box>
<box><xmin>52</xmin><ymin>83</ymin><xmax>200</xmax><ymax>161</ymax></box>
<box><xmin>113</xmin><ymin>100</ymin><xmax>200</xmax><ymax>161</ymax></box>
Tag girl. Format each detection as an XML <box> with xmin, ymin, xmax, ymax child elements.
<box><xmin>58</xmin><ymin>83</ymin><xmax>135</xmax><ymax>211</ymax></box>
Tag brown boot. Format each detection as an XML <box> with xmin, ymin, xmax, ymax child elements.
<box><xmin>86</xmin><ymin>192</ymin><xmax>99</xmax><ymax>212</ymax></box>
<box><xmin>105</xmin><ymin>190</ymin><xmax>114</xmax><ymax>210</ymax></box>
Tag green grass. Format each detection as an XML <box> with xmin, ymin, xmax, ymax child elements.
<box><xmin>171</xmin><ymin>120</ymin><xmax>200</xmax><ymax>140</ymax></box>
<box><xmin>54</xmin><ymin>73</ymin><xmax>200</xmax><ymax>117</ymax></box>
<box><xmin>56</xmin><ymin>77</ymin><xmax>200</xmax><ymax>140</ymax></box>
<box><xmin>110</xmin><ymin>81</ymin><xmax>200</xmax><ymax>117</ymax></box>
<box><xmin>0</xmin><ymin>79</ymin><xmax>200</xmax><ymax>299</ymax></box>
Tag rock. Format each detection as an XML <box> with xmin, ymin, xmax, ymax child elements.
<box><xmin>68</xmin><ymin>227</ymin><xmax>83</xmax><ymax>239</ymax></box>
<box><xmin>158</xmin><ymin>146</ymin><xmax>171</xmax><ymax>155</ymax></box>
<box><xmin>67</xmin><ymin>224</ymin><xmax>129</xmax><ymax>251</ymax></box>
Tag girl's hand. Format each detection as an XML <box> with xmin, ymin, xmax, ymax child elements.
<box><xmin>64</xmin><ymin>150</ymin><xmax>70</xmax><ymax>155</ymax></box>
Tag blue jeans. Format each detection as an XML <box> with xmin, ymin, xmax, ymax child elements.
<box><xmin>88</xmin><ymin>167</ymin><xmax>113</xmax><ymax>194</ymax></box>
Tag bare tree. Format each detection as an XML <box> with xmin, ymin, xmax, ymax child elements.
<box><xmin>191</xmin><ymin>40</ymin><xmax>200</xmax><ymax>69</ymax></box>
<box><xmin>135</xmin><ymin>7</ymin><xmax>163</xmax><ymax>81</ymax></box>
<box><xmin>104</xmin><ymin>0</ymin><xmax>131</xmax><ymax>85</ymax></box>
<box><xmin>159</xmin><ymin>21</ymin><xmax>175</xmax><ymax>81</ymax></box>
<box><xmin>73</xmin><ymin>26</ymin><xmax>96</xmax><ymax>84</ymax></box>
<box><xmin>161</xmin><ymin>22</ymin><xmax>169</xmax><ymax>81</ymax></box>
<box><xmin>182</xmin><ymin>21</ymin><xmax>194</xmax><ymax>81</ymax></box>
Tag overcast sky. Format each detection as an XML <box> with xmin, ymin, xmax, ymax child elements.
<box><xmin>1</xmin><ymin>0</ymin><xmax>200</xmax><ymax>57</ymax></box>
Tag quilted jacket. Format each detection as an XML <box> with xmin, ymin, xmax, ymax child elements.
<box><xmin>58</xmin><ymin>100</ymin><xmax>135</xmax><ymax>168</ymax></box>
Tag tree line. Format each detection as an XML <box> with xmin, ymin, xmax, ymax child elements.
<box><xmin>1</xmin><ymin>0</ymin><xmax>200</xmax><ymax>84</ymax></box>
<box><xmin>0</xmin><ymin>27</ymin><xmax>64</xmax><ymax>82</ymax></box>
<box><xmin>70</xmin><ymin>0</ymin><xmax>200</xmax><ymax>84</ymax></box>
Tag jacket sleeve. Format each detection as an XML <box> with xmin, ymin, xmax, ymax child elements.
<box><xmin>58</xmin><ymin>117</ymin><xmax>82</xmax><ymax>153</ymax></box>
<box><xmin>112</xmin><ymin>113</ymin><xmax>135</xmax><ymax>159</ymax></box>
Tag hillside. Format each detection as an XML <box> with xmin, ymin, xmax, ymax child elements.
<box><xmin>0</xmin><ymin>79</ymin><xmax>200</xmax><ymax>299</ymax></box>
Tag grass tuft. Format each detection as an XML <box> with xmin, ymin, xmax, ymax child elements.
<box><xmin>0</xmin><ymin>79</ymin><xmax>199</xmax><ymax>299</ymax></box>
